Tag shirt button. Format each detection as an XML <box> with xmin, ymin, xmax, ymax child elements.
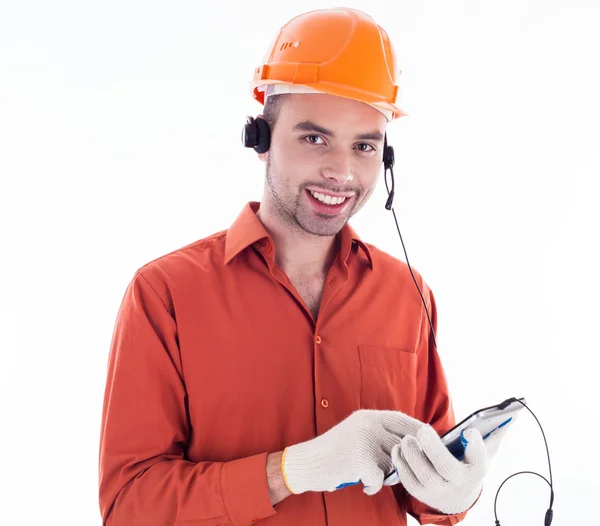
<box><xmin>315</xmin><ymin>335</ymin><xmax>322</xmax><ymax>344</ymax></box>
<box><xmin>321</xmin><ymin>398</ymin><xmax>329</xmax><ymax>408</ymax></box>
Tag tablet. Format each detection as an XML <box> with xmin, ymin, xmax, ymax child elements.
<box><xmin>383</xmin><ymin>397</ymin><xmax>526</xmax><ymax>486</ymax></box>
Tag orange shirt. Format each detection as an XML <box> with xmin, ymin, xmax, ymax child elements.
<box><xmin>99</xmin><ymin>201</ymin><xmax>469</xmax><ymax>526</ymax></box>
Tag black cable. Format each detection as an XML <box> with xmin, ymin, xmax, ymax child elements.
<box><xmin>517</xmin><ymin>399</ymin><xmax>554</xmax><ymax>504</ymax></box>
<box><xmin>493</xmin><ymin>399</ymin><xmax>555</xmax><ymax>525</ymax></box>
<box><xmin>494</xmin><ymin>471</ymin><xmax>553</xmax><ymax>526</ymax></box>
<box><xmin>384</xmin><ymin>165</ymin><xmax>437</xmax><ymax>350</ymax></box>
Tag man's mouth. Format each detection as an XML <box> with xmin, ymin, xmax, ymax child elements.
<box><xmin>305</xmin><ymin>188</ymin><xmax>355</xmax><ymax>215</ymax></box>
<box><xmin>307</xmin><ymin>189</ymin><xmax>354</xmax><ymax>205</ymax></box>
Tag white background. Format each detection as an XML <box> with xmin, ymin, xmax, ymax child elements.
<box><xmin>1</xmin><ymin>1</ymin><xmax>598</xmax><ymax>524</ymax></box>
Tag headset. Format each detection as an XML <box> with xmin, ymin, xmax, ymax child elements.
<box><xmin>242</xmin><ymin>115</ymin><xmax>395</xmax><ymax>175</ymax></box>
<box><xmin>242</xmin><ymin>115</ymin><xmax>555</xmax><ymax>525</ymax></box>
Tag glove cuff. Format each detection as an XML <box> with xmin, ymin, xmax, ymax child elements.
<box><xmin>282</xmin><ymin>441</ymin><xmax>330</xmax><ymax>494</ymax></box>
<box><xmin>281</xmin><ymin>447</ymin><xmax>296</xmax><ymax>494</ymax></box>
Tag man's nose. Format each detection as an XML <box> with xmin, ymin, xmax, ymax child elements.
<box><xmin>321</xmin><ymin>149</ymin><xmax>353</xmax><ymax>183</ymax></box>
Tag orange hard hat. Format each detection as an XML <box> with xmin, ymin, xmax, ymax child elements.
<box><xmin>250</xmin><ymin>7</ymin><xmax>407</xmax><ymax>120</ymax></box>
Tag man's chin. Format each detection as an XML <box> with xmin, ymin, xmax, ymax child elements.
<box><xmin>296</xmin><ymin>214</ymin><xmax>350</xmax><ymax>238</ymax></box>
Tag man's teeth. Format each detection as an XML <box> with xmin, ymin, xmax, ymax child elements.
<box><xmin>308</xmin><ymin>190</ymin><xmax>348</xmax><ymax>205</ymax></box>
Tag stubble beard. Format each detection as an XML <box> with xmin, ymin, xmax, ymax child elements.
<box><xmin>265</xmin><ymin>156</ymin><xmax>365</xmax><ymax>238</ymax></box>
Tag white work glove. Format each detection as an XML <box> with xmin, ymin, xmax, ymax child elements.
<box><xmin>391</xmin><ymin>423</ymin><xmax>510</xmax><ymax>514</ymax></box>
<box><xmin>282</xmin><ymin>409</ymin><xmax>424</xmax><ymax>496</ymax></box>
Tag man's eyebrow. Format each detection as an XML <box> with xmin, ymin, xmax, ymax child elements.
<box><xmin>292</xmin><ymin>121</ymin><xmax>384</xmax><ymax>142</ymax></box>
<box><xmin>292</xmin><ymin>121</ymin><xmax>334</xmax><ymax>136</ymax></box>
<box><xmin>355</xmin><ymin>130</ymin><xmax>384</xmax><ymax>142</ymax></box>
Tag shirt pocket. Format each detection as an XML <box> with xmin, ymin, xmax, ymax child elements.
<box><xmin>358</xmin><ymin>345</ymin><xmax>417</xmax><ymax>416</ymax></box>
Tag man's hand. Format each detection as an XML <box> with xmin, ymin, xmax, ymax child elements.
<box><xmin>391</xmin><ymin>423</ymin><xmax>510</xmax><ymax>514</ymax></box>
<box><xmin>282</xmin><ymin>409</ymin><xmax>424</xmax><ymax>496</ymax></box>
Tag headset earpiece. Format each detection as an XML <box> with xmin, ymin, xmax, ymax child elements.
<box><xmin>383</xmin><ymin>136</ymin><xmax>395</xmax><ymax>171</ymax></box>
<box><xmin>242</xmin><ymin>116</ymin><xmax>271</xmax><ymax>154</ymax></box>
<box><xmin>383</xmin><ymin>135</ymin><xmax>395</xmax><ymax>210</ymax></box>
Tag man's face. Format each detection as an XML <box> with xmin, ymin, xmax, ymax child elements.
<box><xmin>260</xmin><ymin>93</ymin><xmax>387</xmax><ymax>237</ymax></box>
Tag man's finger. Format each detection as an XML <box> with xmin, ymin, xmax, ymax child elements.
<box><xmin>481</xmin><ymin>421</ymin><xmax>512</xmax><ymax>457</ymax></box>
<box><xmin>415</xmin><ymin>424</ymin><xmax>464</xmax><ymax>482</ymax></box>
<box><xmin>361</xmin><ymin>467</ymin><xmax>385</xmax><ymax>496</ymax></box>
<box><xmin>463</xmin><ymin>428</ymin><xmax>487</xmax><ymax>468</ymax></box>
<box><xmin>400</xmin><ymin>435</ymin><xmax>445</xmax><ymax>487</ymax></box>
<box><xmin>391</xmin><ymin>444</ymin><xmax>423</xmax><ymax>495</ymax></box>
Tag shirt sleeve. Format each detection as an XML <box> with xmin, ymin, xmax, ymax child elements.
<box><xmin>400</xmin><ymin>282</ymin><xmax>472</xmax><ymax>525</ymax></box>
<box><xmin>403</xmin><ymin>495</ymin><xmax>475</xmax><ymax>525</ymax></box>
<box><xmin>98</xmin><ymin>269</ymin><xmax>277</xmax><ymax>526</ymax></box>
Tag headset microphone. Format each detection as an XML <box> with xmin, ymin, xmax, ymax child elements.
<box><xmin>383</xmin><ymin>135</ymin><xmax>395</xmax><ymax>210</ymax></box>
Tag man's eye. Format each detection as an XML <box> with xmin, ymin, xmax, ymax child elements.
<box><xmin>356</xmin><ymin>143</ymin><xmax>375</xmax><ymax>152</ymax></box>
<box><xmin>305</xmin><ymin>135</ymin><xmax>325</xmax><ymax>145</ymax></box>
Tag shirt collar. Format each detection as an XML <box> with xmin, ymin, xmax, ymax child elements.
<box><xmin>224</xmin><ymin>201</ymin><xmax>374</xmax><ymax>269</ymax></box>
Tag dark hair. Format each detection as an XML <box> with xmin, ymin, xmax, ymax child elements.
<box><xmin>262</xmin><ymin>93</ymin><xmax>291</xmax><ymax>130</ymax></box>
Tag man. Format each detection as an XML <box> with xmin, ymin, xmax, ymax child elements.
<box><xmin>98</xmin><ymin>7</ymin><xmax>507</xmax><ymax>525</ymax></box>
